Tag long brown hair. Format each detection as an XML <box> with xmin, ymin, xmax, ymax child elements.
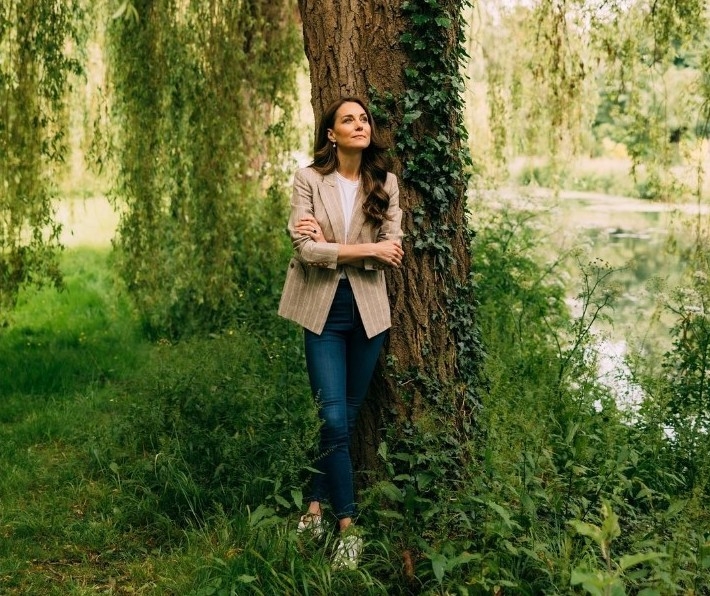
<box><xmin>311</xmin><ymin>96</ymin><xmax>392</xmax><ymax>224</ymax></box>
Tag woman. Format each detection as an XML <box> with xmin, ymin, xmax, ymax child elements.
<box><xmin>278</xmin><ymin>96</ymin><xmax>403</xmax><ymax>569</ymax></box>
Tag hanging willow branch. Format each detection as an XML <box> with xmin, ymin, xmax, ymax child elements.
<box><xmin>107</xmin><ymin>0</ymin><xmax>300</xmax><ymax>338</ymax></box>
<box><xmin>474</xmin><ymin>0</ymin><xmax>709</xmax><ymax>197</ymax></box>
<box><xmin>0</xmin><ymin>0</ymin><xmax>84</xmax><ymax>317</ymax></box>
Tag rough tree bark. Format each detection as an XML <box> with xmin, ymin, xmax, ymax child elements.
<box><xmin>298</xmin><ymin>0</ymin><xmax>476</xmax><ymax>478</ymax></box>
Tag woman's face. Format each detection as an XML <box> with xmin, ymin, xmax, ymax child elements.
<box><xmin>327</xmin><ymin>102</ymin><xmax>371</xmax><ymax>153</ymax></box>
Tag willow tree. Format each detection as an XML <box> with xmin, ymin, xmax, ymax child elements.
<box><xmin>0</xmin><ymin>0</ymin><xmax>83</xmax><ymax>318</ymax></box>
<box><xmin>468</xmin><ymin>0</ymin><xmax>710</xmax><ymax>195</ymax></box>
<box><xmin>107</xmin><ymin>0</ymin><xmax>300</xmax><ymax>337</ymax></box>
<box><xmin>299</xmin><ymin>0</ymin><xmax>484</xmax><ymax>494</ymax></box>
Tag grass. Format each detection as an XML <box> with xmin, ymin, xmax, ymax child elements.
<box><xmin>0</xmin><ymin>248</ymin><xmax>378</xmax><ymax>595</ymax></box>
<box><xmin>3</xmin><ymin>235</ymin><xmax>710</xmax><ymax>594</ymax></box>
<box><xmin>0</xmin><ymin>248</ymin><xmax>182</xmax><ymax>594</ymax></box>
<box><xmin>0</xmin><ymin>249</ymin><xmax>141</xmax><ymax>396</ymax></box>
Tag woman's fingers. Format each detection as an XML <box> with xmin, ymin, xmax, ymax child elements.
<box><xmin>376</xmin><ymin>241</ymin><xmax>404</xmax><ymax>267</ymax></box>
<box><xmin>296</xmin><ymin>217</ymin><xmax>320</xmax><ymax>237</ymax></box>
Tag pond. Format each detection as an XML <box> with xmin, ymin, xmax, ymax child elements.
<box><xmin>544</xmin><ymin>190</ymin><xmax>707</xmax><ymax>410</ymax></box>
<box><xmin>557</xmin><ymin>190</ymin><xmax>700</xmax><ymax>331</ymax></box>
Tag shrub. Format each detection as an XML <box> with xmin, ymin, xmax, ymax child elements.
<box><xmin>107</xmin><ymin>319</ymin><xmax>319</xmax><ymax>522</ymax></box>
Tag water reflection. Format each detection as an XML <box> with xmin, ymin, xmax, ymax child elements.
<box><xmin>560</xmin><ymin>199</ymin><xmax>689</xmax><ymax>329</ymax></box>
<box><xmin>557</xmin><ymin>197</ymin><xmax>697</xmax><ymax>411</ymax></box>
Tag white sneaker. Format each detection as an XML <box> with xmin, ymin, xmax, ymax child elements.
<box><xmin>332</xmin><ymin>532</ymin><xmax>363</xmax><ymax>570</ymax></box>
<box><xmin>297</xmin><ymin>513</ymin><xmax>324</xmax><ymax>539</ymax></box>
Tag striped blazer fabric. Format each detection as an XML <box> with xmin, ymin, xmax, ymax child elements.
<box><xmin>278</xmin><ymin>167</ymin><xmax>403</xmax><ymax>338</ymax></box>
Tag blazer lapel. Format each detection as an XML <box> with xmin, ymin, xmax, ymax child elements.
<box><xmin>347</xmin><ymin>187</ymin><xmax>367</xmax><ymax>244</ymax></box>
<box><xmin>319</xmin><ymin>172</ymin><xmax>347</xmax><ymax>243</ymax></box>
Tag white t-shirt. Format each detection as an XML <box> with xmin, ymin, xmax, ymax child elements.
<box><xmin>336</xmin><ymin>172</ymin><xmax>360</xmax><ymax>278</ymax></box>
<box><xmin>336</xmin><ymin>172</ymin><xmax>359</xmax><ymax>239</ymax></box>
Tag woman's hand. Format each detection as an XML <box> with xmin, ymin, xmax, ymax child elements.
<box><xmin>295</xmin><ymin>216</ymin><xmax>323</xmax><ymax>241</ymax></box>
<box><xmin>296</xmin><ymin>216</ymin><xmax>403</xmax><ymax>268</ymax></box>
<box><xmin>372</xmin><ymin>240</ymin><xmax>404</xmax><ymax>268</ymax></box>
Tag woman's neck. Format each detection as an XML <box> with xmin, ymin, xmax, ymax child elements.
<box><xmin>336</xmin><ymin>153</ymin><xmax>362</xmax><ymax>181</ymax></box>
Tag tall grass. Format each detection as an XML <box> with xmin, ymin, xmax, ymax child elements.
<box><xmin>2</xmin><ymin>218</ymin><xmax>710</xmax><ymax>594</ymax></box>
<box><xmin>0</xmin><ymin>248</ymin><xmax>156</xmax><ymax>593</ymax></box>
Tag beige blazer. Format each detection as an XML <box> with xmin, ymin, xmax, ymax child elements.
<box><xmin>278</xmin><ymin>166</ymin><xmax>403</xmax><ymax>338</ymax></box>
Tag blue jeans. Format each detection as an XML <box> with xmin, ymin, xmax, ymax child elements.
<box><xmin>304</xmin><ymin>278</ymin><xmax>386</xmax><ymax>519</ymax></box>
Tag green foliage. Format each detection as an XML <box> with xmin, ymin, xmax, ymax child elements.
<box><xmin>472</xmin><ymin>0</ymin><xmax>710</xmax><ymax>197</ymax></box>
<box><xmin>346</xmin><ymin>202</ymin><xmax>710</xmax><ymax>593</ymax></box>
<box><xmin>472</xmin><ymin>0</ymin><xmax>597</xmax><ymax>175</ymax></box>
<box><xmin>3</xmin><ymin>207</ymin><xmax>710</xmax><ymax>594</ymax></box>
<box><xmin>359</xmin><ymin>2</ymin><xmax>487</xmax><ymax>585</ymax></box>
<box><xmin>7</xmin><ymin>2</ymin><xmax>710</xmax><ymax>593</ymax></box>
<box><xmin>372</xmin><ymin>0</ymin><xmax>484</xmax><ymax>434</ymax></box>
<box><xmin>463</xmin><ymin>202</ymin><xmax>710</xmax><ymax>593</ymax></box>
<box><xmin>0</xmin><ymin>0</ymin><xmax>85</xmax><ymax>317</ymax></box>
<box><xmin>106</xmin><ymin>0</ymin><xmax>299</xmax><ymax>338</ymax></box>
<box><xmin>631</xmin><ymin>240</ymin><xmax>710</xmax><ymax>496</ymax></box>
<box><xmin>105</xmin><ymin>320</ymin><xmax>319</xmax><ymax>522</ymax></box>
<box><xmin>0</xmin><ymin>248</ymin><xmax>142</xmax><ymax>396</ymax></box>
<box><xmin>569</xmin><ymin>501</ymin><xmax>665</xmax><ymax>596</ymax></box>
<box><xmin>397</xmin><ymin>0</ymin><xmax>473</xmax><ymax>223</ymax></box>
<box><xmin>181</xmin><ymin>512</ymin><xmax>393</xmax><ymax>596</ymax></box>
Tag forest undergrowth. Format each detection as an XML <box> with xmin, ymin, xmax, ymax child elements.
<box><xmin>1</xmin><ymin>203</ymin><xmax>709</xmax><ymax>595</ymax></box>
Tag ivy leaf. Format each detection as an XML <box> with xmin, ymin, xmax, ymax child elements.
<box><xmin>411</xmin><ymin>14</ymin><xmax>432</xmax><ymax>25</ymax></box>
<box><xmin>403</xmin><ymin>110</ymin><xmax>422</xmax><ymax>124</ymax></box>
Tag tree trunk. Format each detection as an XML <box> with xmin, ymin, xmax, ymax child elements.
<box><xmin>298</xmin><ymin>0</ymin><xmax>479</xmax><ymax>483</ymax></box>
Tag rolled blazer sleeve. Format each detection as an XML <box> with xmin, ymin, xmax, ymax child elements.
<box><xmin>287</xmin><ymin>169</ymin><xmax>339</xmax><ymax>269</ymax></box>
<box><xmin>363</xmin><ymin>172</ymin><xmax>404</xmax><ymax>271</ymax></box>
